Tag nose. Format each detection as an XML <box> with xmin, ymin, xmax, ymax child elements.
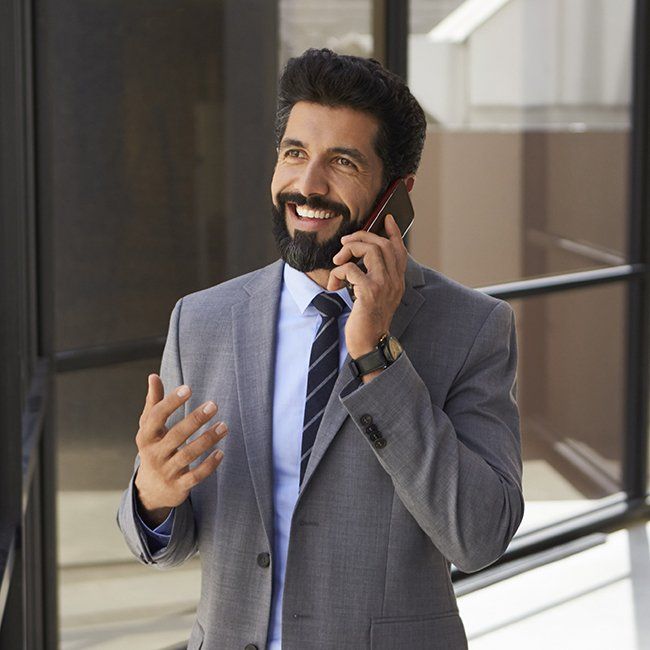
<box><xmin>295</xmin><ymin>158</ymin><xmax>329</xmax><ymax>198</ymax></box>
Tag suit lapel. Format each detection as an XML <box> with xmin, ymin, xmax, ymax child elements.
<box><xmin>232</xmin><ymin>259</ymin><xmax>284</xmax><ymax>548</ymax></box>
<box><xmin>299</xmin><ymin>256</ymin><xmax>425</xmax><ymax>494</ymax></box>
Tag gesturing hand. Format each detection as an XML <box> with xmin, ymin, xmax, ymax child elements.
<box><xmin>327</xmin><ymin>213</ymin><xmax>407</xmax><ymax>361</ymax></box>
<box><xmin>134</xmin><ymin>374</ymin><xmax>228</xmax><ymax>527</ymax></box>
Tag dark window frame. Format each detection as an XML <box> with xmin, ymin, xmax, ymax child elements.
<box><xmin>0</xmin><ymin>0</ymin><xmax>57</xmax><ymax>645</ymax></box>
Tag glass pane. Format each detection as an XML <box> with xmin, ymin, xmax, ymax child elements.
<box><xmin>40</xmin><ymin>2</ymin><xmax>278</xmax><ymax>352</ymax></box>
<box><xmin>56</xmin><ymin>358</ymin><xmax>201</xmax><ymax>647</ymax></box>
<box><xmin>407</xmin><ymin>0</ymin><xmax>633</xmax><ymax>287</ymax></box>
<box><xmin>511</xmin><ymin>283</ymin><xmax>626</xmax><ymax>535</ymax></box>
<box><xmin>279</xmin><ymin>0</ymin><xmax>374</xmax><ymax>65</ymax></box>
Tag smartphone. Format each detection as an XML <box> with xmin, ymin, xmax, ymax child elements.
<box><xmin>346</xmin><ymin>178</ymin><xmax>415</xmax><ymax>299</ymax></box>
<box><xmin>361</xmin><ymin>178</ymin><xmax>415</xmax><ymax>239</ymax></box>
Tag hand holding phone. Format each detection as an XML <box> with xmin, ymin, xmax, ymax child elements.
<box><xmin>346</xmin><ymin>178</ymin><xmax>415</xmax><ymax>299</ymax></box>
<box><xmin>328</xmin><ymin>194</ymin><xmax>411</xmax><ymax>360</ymax></box>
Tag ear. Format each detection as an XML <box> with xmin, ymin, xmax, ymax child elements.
<box><xmin>405</xmin><ymin>176</ymin><xmax>415</xmax><ymax>192</ymax></box>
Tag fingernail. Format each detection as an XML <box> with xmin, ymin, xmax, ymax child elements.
<box><xmin>177</xmin><ymin>385</ymin><xmax>190</xmax><ymax>397</ymax></box>
<box><xmin>216</xmin><ymin>422</ymin><xmax>228</xmax><ymax>434</ymax></box>
<box><xmin>213</xmin><ymin>450</ymin><xmax>224</xmax><ymax>460</ymax></box>
<box><xmin>202</xmin><ymin>401</ymin><xmax>216</xmax><ymax>414</ymax></box>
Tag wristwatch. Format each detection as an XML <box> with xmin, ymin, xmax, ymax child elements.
<box><xmin>349</xmin><ymin>334</ymin><xmax>403</xmax><ymax>378</ymax></box>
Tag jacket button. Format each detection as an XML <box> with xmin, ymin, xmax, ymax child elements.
<box><xmin>373</xmin><ymin>438</ymin><xmax>387</xmax><ymax>449</ymax></box>
<box><xmin>365</xmin><ymin>424</ymin><xmax>378</xmax><ymax>435</ymax></box>
<box><xmin>257</xmin><ymin>552</ymin><xmax>271</xmax><ymax>568</ymax></box>
<box><xmin>245</xmin><ymin>645</ymin><xmax>258</xmax><ymax>650</ymax></box>
<box><xmin>368</xmin><ymin>431</ymin><xmax>381</xmax><ymax>442</ymax></box>
<box><xmin>360</xmin><ymin>414</ymin><xmax>373</xmax><ymax>426</ymax></box>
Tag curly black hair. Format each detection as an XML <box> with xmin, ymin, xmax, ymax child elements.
<box><xmin>275</xmin><ymin>48</ymin><xmax>427</xmax><ymax>188</ymax></box>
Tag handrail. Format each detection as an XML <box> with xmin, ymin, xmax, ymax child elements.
<box><xmin>477</xmin><ymin>263</ymin><xmax>644</xmax><ymax>299</ymax></box>
<box><xmin>55</xmin><ymin>336</ymin><xmax>166</xmax><ymax>373</ymax></box>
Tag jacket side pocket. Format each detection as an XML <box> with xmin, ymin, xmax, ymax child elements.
<box><xmin>371</xmin><ymin>611</ymin><xmax>467</xmax><ymax>650</ymax></box>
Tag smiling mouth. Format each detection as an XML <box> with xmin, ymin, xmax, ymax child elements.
<box><xmin>289</xmin><ymin>202</ymin><xmax>341</xmax><ymax>221</ymax></box>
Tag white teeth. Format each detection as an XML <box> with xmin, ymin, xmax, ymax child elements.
<box><xmin>295</xmin><ymin>205</ymin><xmax>337</xmax><ymax>220</ymax></box>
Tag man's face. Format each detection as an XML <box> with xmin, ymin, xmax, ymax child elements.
<box><xmin>271</xmin><ymin>101</ymin><xmax>385</xmax><ymax>272</ymax></box>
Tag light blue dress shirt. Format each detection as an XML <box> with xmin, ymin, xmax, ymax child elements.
<box><xmin>137</xmin><ymin>263</ymin><xmax>353</xmax><ymax>649</ymax></box>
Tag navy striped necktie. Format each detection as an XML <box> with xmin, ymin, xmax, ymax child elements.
<box><xmin>300</xmin><ymin>292</ymin><xmax>348</xmax><ymax>485</ymax></box>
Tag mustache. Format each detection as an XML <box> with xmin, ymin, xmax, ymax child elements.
<box><xmin>276</xmin><ymin>192</ymin><xmax>351</xmax><ymax>220</ymax></box>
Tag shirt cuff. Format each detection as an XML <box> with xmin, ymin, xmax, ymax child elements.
<box><xmin>136</xmin><ymin>506</ymin><xmax>175</xmax><ymax>552</ymax></box>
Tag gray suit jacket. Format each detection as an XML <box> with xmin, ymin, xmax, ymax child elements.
<box><xmin>118</xmin><ymin>256</ymin><xmax>523</xmax><ymax>650</ymax></box>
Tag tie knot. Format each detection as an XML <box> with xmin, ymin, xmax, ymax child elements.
<box><xmin>312</xmin><ymin>292</ymin><xmax>347</xmax><ymax>319</ymax></box>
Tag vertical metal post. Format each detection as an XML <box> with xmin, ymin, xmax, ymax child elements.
<box><xmin>624</xmin><ymin>0</ymin><xmax>650</xmax><ymax>500</ymax></box>
<box><xmin>32</xmin><ymin>0</ymin><xmax>60</xmax><ymax>641</ymax></box>
<box><xmin>1</xmin><ymin>0</ymin><xmax>57</xmax><ymax>646</ymax></box>
<box><xmin>30</xmin><ymin>0</ymin><xmax>60</xmax><ymax>639</ymax></box>
<box><xmin>0</xmin><ymin>0</ymin><xmax>28</xmax><ymax>643</ymax></box>
<box><xmin>372</xmin><ymin>0</ymin><xmax>410</xmax><ymax>246</ymax></box>
<box><xmin>372</xmin><ymin>0</ymin><xmax>409</xmax><ymax>80</ymax></box>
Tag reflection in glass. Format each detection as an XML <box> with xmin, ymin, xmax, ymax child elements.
<box><xmin>56</xmin><ymin>358</ymin><xmax>201</xmax><ymax>647</ymax></box>
<box><xmin>279</xmin><ymin>0</ymin><xmax>373</xmax><ymax>65</ymax></box>
<box><xmin>510</xmin><ymin>283</ymin><xmax>626</xmax><ymax>535</ymax></box>
<box><xmin>407</xmin><ymin>0</ymin><xmax>633</xmax><ymax>287</ymax></box>
<box><xmin>43</xmin><ymin>3</ymin><xmax>226</xmax><ymax>351</ymax></box>
<box><xmin>56</xmin><ymin>359</ymin><xmax>159</xmax><ymax>493</ymax></box>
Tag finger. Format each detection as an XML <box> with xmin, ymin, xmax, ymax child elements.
<box><xmin>336</xmin><ymin>238</ymin><xmax>399</xmax><ymax>286</ymax></box>
<box><xmin>343</xmin><ymin>215</ymin><xmax>406</xmax><ymax>255</ymax></box>
<box><xmin>333</xmin><ymin>241</ymin><xmax>388</xmax><ymax>275</ymax></box>
<box><xmin>161</xmin><ymin>399</ymin><xmax>220</xmax><ymax>453</ymax></box>
<box><xmin>384</xmin><ymin>214</ymin><xmax>408</xmax><ymax>274</ymax></box>
<box><xmin>139</xmin><ymin>374</ymin><xmax>163</xmax><ymax>427</ymax></box>
<box><xmin>180</xmin><ymin>448</ymin><xmax>225</xmax><ymax>491</ymax></box>
<box><xmin>341</xmin><ymin>226</ymin><xmax>402</xmax><ymax>264</ymax></box>
<box><xmin>340</xmin><ymin>228</ymin><xmax>388</xmax><ymax>247</ymax></box>
<box><xmin>138</xmin><ymin>384</ymin><xmax>193</xmax><ymax>444</ymax></box>
<box><xmin>327</xmin><ymin>262</ymin><xmax>369</xmax><ymax>291</ymax></box>
<box><xmin>169</xmin><ymin>421</ymin><xmax>228</xmax><ymax>473</ymax></box>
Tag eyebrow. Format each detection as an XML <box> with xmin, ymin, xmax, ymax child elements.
<box><xmin>279</xmin><ymin>138</ymin><xmax>370</xmax><ymax>166</ymax></box>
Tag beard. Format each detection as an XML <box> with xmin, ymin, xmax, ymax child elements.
<box><xmin>271</xmin><ymin>192</ymin><xmax>362</xmax><ymax>272</ymax></box>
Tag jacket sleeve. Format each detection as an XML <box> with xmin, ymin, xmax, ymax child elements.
<box><xmin>116</xmin><ymin>298</ymin><xmax>199</xmax><ymax>568</ymax></box>
<box><xmin>339</xmin><ymin>300</ymin><xmax>523</xmax><ymax>573</ymax></box>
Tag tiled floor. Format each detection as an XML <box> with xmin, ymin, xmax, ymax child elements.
<box><xmin>59</xmin><ymin>490</ymin><xmax>650</xmax><ymax>649</ymax></box>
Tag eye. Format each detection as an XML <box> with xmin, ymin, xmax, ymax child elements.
<box><xmin>284</xmin><ymin>149</ymin><xmax>305</xmax><ymax>159</ymax></box>
<box><xmin>335</xmin><ymin>156</ymin><xmax>357</xmax><ymax>170</ymax></box>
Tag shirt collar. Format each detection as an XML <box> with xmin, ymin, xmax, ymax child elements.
<box><xmin>283</xmin><ymin>262</ymin><xmax>354</xmax><ymax>315</ymax></box>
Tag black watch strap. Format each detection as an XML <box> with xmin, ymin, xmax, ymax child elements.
<box><xmin>349</xmin><ymin>347</ymin><xmax>389</xmax><ymax>378</ymax></box>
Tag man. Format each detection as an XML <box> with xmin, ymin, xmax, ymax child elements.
<box><xmin>118</xmin><ymin>49</ymin><xmax>523</xmax><ymax>650</ymax></box>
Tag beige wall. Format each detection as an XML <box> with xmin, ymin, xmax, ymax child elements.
<box><xmin>410</xmin><ymin>130</ymin><xmax>523</xmax><ymax>287</ymax></box>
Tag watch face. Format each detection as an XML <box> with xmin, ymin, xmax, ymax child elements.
<box><xmin>386</xmin><ymin>336</ymin><xmax>403</xmax><ymax>362</ymax></box>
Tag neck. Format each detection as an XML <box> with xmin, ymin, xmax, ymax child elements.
<box><xmin>306</xmin><ymin>269</ymin><xmax>331</xmax><ymax>289</ymax></box>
